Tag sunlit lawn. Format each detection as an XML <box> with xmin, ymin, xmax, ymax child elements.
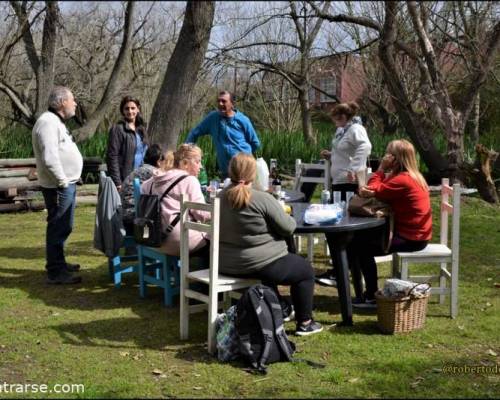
<box><xmin>0</xmin><ymin>193</ymin><xmax>498</xmax><ymax>398</ymax></box>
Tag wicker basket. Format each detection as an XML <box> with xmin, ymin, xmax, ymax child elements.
<box><xmin>375</xmin><ymin>290</ymin><xmax>430</xmax><ymax>334</ymax></box>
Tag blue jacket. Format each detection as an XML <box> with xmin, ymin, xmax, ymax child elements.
<box><xmin>186</xmin><ymin>110</ymin><xmax>261</xmax><ymax>175</ymax></box>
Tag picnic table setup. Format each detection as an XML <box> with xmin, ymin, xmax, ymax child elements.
<box><xmin>291</xmin><ymin>202</ymin><xmax>386</xmax><ymax>326</ymax></box>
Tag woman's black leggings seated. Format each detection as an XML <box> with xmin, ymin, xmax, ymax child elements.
<box><xmin>247</xmin><ymin>252</ymin><xmax>315</xmax><ymax>324</ymax></box>
<box><xmin>347</xmin><ymin>224</ymin><xmax>428</xmax><ymax>300</ymax></box>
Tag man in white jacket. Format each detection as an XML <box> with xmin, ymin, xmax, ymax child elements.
<box><xmin>32</xmin><ymin>86</ymin><xmax>83</xmax><ymax>284</ymax></box>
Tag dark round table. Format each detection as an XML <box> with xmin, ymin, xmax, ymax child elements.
<box><xmin>291</xmin><ymin>202</ymin><xmax>386</xmax><ymax>326</ymax></box>
<box><xmin>282</xmin><ymin>189</ymin><xmax>305</xmax><ymax>203</ymax></box>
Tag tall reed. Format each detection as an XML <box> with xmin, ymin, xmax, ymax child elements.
<box><xmin>1</xmin><ymin>123</ymin><xmax>498</xmax><ymax>181</ymax></box>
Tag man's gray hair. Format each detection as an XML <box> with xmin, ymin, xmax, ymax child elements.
<box><xmin>48</xmin><ymin>86</ymin><xmax>72</xmax><ymax>109</ymax></box>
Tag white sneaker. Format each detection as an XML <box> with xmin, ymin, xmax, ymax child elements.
<box><xmin>283</xmin><ymin>309</ymin><xmax>295</xmax><ymax>322</ymax></box>
<box><xmin>315</xmin><ymin>271</ymin><xmax>337</xmax><ymax>287</ymax></box>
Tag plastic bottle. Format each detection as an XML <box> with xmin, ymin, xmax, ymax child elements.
<box><xmin>198</xmin><ymin>162</ymin><xmax>208</xmax><ymax>186</ymax></box>
<box><xmin>269</xmin><ymin>158</ymin><xmax>277</xmax><ymax>191</ymax></box>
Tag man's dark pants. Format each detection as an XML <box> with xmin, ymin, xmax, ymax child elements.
<box><xmin>41</xmin><ymin>184</ymin><xmax>76</xmax><ymax>278</ymax></box>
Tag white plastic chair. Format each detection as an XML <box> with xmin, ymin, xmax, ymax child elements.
<box><xmin>293</xmin><ymin>159</ymin><xmax>331</xmax><ymax>261</ymax></box>
<box><xmin>179</xmin><ymin>195</ymin><xmax>258</xmax><ymax>354</ymax></box>
<box><xmin>392</xmin><ymin>178</ymin><xmax>461</xmax><ymax>318</ymax></box>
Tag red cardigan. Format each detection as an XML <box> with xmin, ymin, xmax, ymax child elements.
<box><xmin>368</xmin><ymin>171</ymin><xmax>432</xmax><ymax>242</ymax></box>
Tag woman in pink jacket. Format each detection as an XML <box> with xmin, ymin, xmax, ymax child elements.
<box><xmin>141</xmin><ymin>144</ymin><xmax>209</xmax><ymax>257</ymax></box>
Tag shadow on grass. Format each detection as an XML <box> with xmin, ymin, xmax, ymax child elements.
<box><xmin>0</xmin><ymin>264</ymin><xmax>158</xmax><ymax>311</ymax></box>
<box><xmin>52</xmin><ymin>313</ymin><xmax>208</xmax><ymax>351</ymax></box>
<box><xmin>0</xmin><ymin>240</ymin><xmax>100</xmax><ymax>260</ymax></box>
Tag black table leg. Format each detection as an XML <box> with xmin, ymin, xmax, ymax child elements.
<box><xmin>325</xmin><ymin>232</ymin><xmax>354</xmax><ymax>326</ymax></box>
<box><xmin>350</xmin><ymin>257</ymin><xmax>364</xmax><ymax>300</ymax></box>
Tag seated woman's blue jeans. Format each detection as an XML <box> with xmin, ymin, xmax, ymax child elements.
<box><xmin>41</xmin><ymin>184</ymin><xmax>77</xmax><ymax>277</ymax></box>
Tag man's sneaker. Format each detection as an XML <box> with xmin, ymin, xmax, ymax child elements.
<box><xmin>315</xmin><ymin>271</ymin><xmax>337</xmax><ymax>287</ymax></box>
<box><xmin>47</xmin><ymin>270</ymin><xmax>82</xmax><ymax>285</ymax></box>
<box><xmin>295</xmin><ymin>320</ymin><xmax>323</xmax><ymax>336</ymax></box>
<box><xmin>283</xmin><ymin>308</ymin><xmax>295</xmax><ymax>322</ymax></box>
<box><xmin>352</xmin><ymin>297</ymin><xmax>377</xmax><ymax>309</ymax></box>
<box><xmin>65</xmin><ymin>263</ymin><xmax>81</xmax><ymax>272</ymax></box>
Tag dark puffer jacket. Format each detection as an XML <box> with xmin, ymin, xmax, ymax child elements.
<box><xmin>106</xmin><ymin>120</ymin><xmax>147</xmax><ymax>187</ymax></box>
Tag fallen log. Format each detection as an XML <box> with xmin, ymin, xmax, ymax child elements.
<box><xmin>0</xmin><ymin>177</ymin><xmax>41</xmax><ymax>193</ymax></box>
<box><xmin>0</xmin><ymin>158</ymin><xmax>36</xmax><ymax>168</ymax></box>
<box><xmin>0</xmin><ymin>200</ymin><xmax>45</xmax><ymax>213</ymax></box>
<box><xmin>0</xmin><ymin>168</ymin><xmax>32</xmax><ymax>178</ymax></box>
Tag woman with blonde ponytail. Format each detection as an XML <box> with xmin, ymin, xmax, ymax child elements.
<box><xmin>219</xmin><ymin>153</ymin><xmax>323</xmax><ymax>336</ymax></box>
<box><xmin>348</xmin><ymin>139</ymin><xmax>432</xmax><ymax>308</ymax></box>
<box><xmin>225</xmin><ymin>152</ymin><xmax>255</xmax><ymax>209</ymax></box>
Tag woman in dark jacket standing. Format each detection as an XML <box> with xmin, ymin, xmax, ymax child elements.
<box><xmin>106</xmin><ymin>96</ymin><xmax>148</xmax><ymax>190</ymax></box>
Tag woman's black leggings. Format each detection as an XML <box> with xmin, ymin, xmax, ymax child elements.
<box><xmin>249</xmin><ymin>253</ymin><xmax>315</xmax><ymax>324</ymax></box>
<box><xmin>347</xmin><ymin>226</ymin><xmax>428</xmax><ymax>299</ymax></box>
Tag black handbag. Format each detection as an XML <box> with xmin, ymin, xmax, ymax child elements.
<box><xmin>133</xmin><ymin>175</ymin><xmax>188</xmax><ymax>247</ymax></box>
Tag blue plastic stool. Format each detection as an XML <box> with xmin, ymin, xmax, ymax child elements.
<box><xmin>108</xmin><ymin>235</ymin><xmax>139</xmax><ymax>288</ymax></box>
<box><xmin>138</xmin><ymin>247</ymin><xmax>180</xmax><ymax>307</ymax></box>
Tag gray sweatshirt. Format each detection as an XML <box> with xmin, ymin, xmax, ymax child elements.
<box><xmin>219</xmin><ymin>188</ymin><xmax>296</xmax><ymax>275</ymax></box>
<box><xmin>32</xmin><ymin>111</ymin><xmax>83</xmax><ymax>188</ymax></box>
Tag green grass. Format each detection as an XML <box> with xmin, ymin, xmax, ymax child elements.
<box><xmin>0</xmin><ymin>193</ymin><xmax>498</xmax><ymax>398</ymax></box>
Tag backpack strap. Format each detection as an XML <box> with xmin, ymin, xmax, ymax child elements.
<box><xmin>166</xmin><ymin>213</ymin><xmax>181</xmax><ymax>232</ymax></box>
<box><xmin>238</xmin><ymin>288</ymin><xmax>263</xmax><ymax>372</ymax></box>
<box><xmin>239</xmin><ymin>333</ymin><xmax>260</xmax><ymax>371</ymax></box>
<box><xmin>158</xmin><ymin>174</ymin><xmax>189</xmax><ymax>200</ymax></box>
<box><xmin>262</xmin><ymin>289</ymin><xmax>294</xmax><ymax>362</ymax></box>
<box><xmin>247</xmin><ymin>287</ymin><xmax>274</xmax><ymax>374</ymax></box>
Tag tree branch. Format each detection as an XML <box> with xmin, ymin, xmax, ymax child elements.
<box><xmin>10</xmin><ymin>1</ymin><xmax>41</xmax><ymax>74</ymax></box>
<box><xmin>460</xmin><ymin>19</ymin><xmax>500</xmax><ymax>121</ymax></box>
<box><xmin>74</xmin><ymin>1</ymin><xmax>135</xmax><ymax>142</ymax></box>
<box><xmin>0</xmin><ymin>80</ymin><xmax>33</xmax><ymax>122</ymax></box>
<box><xmin>0</xmin><ymin>6</ymin><xmax>45</xmax><ymax>73</ymax></box>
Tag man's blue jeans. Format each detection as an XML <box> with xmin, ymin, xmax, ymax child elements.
<box><xmin>41</xmin><ymin>184</ymin><xmax>76</xmax><ymax>277</ymax></box>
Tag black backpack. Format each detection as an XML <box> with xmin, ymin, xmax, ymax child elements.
<box><xmin>133</xmin><ymin>174</ymin><xmax>188</xmax><ymax>247</ymax></box>
<box><xmin>235</xmin><ymin>284</ymin><xmax>295</xmax><ymax>374</ymax></box>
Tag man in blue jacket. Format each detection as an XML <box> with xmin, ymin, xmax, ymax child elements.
<box><xmin>185</xmin><ymin>91</ymin><xmax>260</xmax><ymax>177</ymax></box>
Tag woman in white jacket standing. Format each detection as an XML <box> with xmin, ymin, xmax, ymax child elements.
<box><xmin>320</xmin><ymin>101</ymin><xmax>372</xmax><ymax>197</ymax></box>
<box><xmin>316</xmin><ymin>101</ymin><xmax>372</xmax><ymax>287</ymax></box>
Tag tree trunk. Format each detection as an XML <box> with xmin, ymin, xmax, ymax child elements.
<box><xmin>9</xmin><ymin>1</ymin><xmax>60</xmax><ymax>123</ymax></box>
<box><xmin>468</xmin><ymin>144</ymin><xmax>499</xmax><ymax>203</ymax></box>
<box><xmin>447</xmin><ymin>126</ymin><xmax>465</xmax><ymax>182</ymax></box>
<box><xmin>471</xmin><ymin>92</ymin><xmax>480</xmax><ymax>145</ymax></box>
<box><xmin>148</xmin><ymin>1</ymin><xmax>215</xmax><ymax>149</ymax></box>
<box><xmin>378</xmin><ymin>3</ymin><xmax>448</xmax><ymax>179</ymax></box>
<box><xmin>297</xmin><ymin>86</ymin><xmax>316</xmax><ymax>144</ymax></box>
<box><xmin>35</xmin><ymin>1</ymin><xmax>59</xmax><ymax>118</ymax></box>
<box><xmin>74</xmin><ymin>2</ymin><xmax>135</xmax><ymax>142</ymax></box>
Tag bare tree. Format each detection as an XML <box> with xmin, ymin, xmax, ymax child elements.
<box><xmin>212</xmin><ymin>1</ymin><xmax>332</xmax><ymax>144</ymax></box>
<box><xmin>1</xmin><ymin>1</ymin><xmax>60</xmax><ymax>126</ymax></box>
<box><xmin>0</xmin><ymin>1</ymin><xmax>136</xmax><ymax>141</ymax></box>
<box><xmin>73</xmin><ymin>1</ymin><xmax>135</xmax><ymax>141</ymax></box>
<box><xmin>311</xmin><ymin>1</ymin><xmax>500</xmax><ymax>202</ymax></box>
<box><xmin>148</xmin><ymin>1</ymin><xmax>215</xmax><ymax>149</ymax></box>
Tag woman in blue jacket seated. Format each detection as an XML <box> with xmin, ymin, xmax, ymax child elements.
<box><xmin>218</xmin><ymin>153</ymin><xmax>323</xmax><ymax>336</ymax></box>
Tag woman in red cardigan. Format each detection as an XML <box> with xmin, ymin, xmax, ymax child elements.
<box><xmin>348</xmin><ymin>139</ymin><xmax>432</xmax><ymax>307</ymax></box>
